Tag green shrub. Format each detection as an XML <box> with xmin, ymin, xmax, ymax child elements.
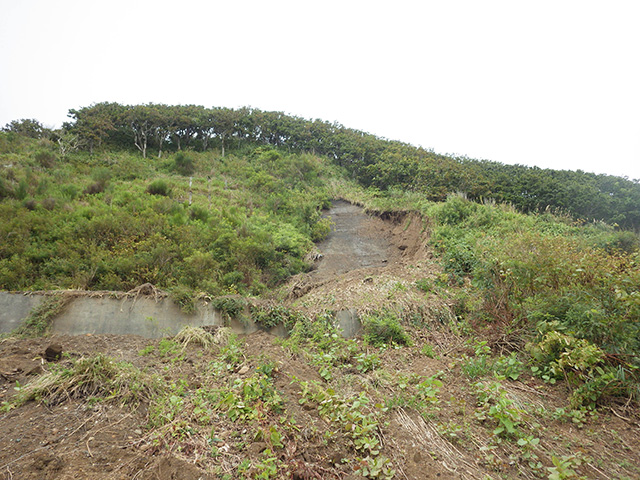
<box><xmin>211</xmin><ymin>296</ymin><xmax>246</xmax><ymax>319</ymax></box>
<box><xmin>430</xmin><ymin>194</ymin><xmax>478</xmax><ymax>225</ymax></box>
<box><xmin>147</xmin><ymin>179</ymin><xmax>171</xmax><ymax>196</ymax></box>
<box><xmin>189</xmin><ymin>205</ymin><xmax>209</xmax><ymax>222</ymax></box>
<box><xmin>362</xmin><ymin>312</ymin><xmax>412</xmax><ymax>346</ymax></box>
<box><xmin>172</xmin><ymin>151</ymin><xmax>196</xmax><ymax>176</ymax></box>
<box><xmin>310</xmin><ymin>217</ymin><xmax>333</xmax><ymax>242</ymax></box>
<box><xmin>251</xmin><ymin>305</ymin><xmax>306</xmax><ymax>331</ymax></box>
<box><xmin>34</xmin><ymin>150</ymin><xmax>57</xmax><ymax>169</ymax></box>
<box><xmin>170</xmin><ymin>285</ymin><xmax>197</xmax><ymax>314</ymax></box>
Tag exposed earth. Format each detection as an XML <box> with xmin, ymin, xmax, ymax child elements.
<box><xmin>1</xmin><ymin>202</ymin><xmax>639</xmax><ymax>480</ymax></box>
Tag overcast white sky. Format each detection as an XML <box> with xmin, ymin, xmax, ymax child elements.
<box><xmin>1</xmin><ymin>0</ymin><xmax>639</xmax><ymax>180</ymax></box>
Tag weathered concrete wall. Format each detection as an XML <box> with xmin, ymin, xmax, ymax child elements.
<box><xmin>0</xmin><ymin>292</ymin><xmax>361</xmax><ymax>339</ymax></box>
<box><xmin>0</xmin><ymin>292</ymin><xmax>45</xmax><ymax>333</ymax></box>
<box><xmin>51</xmin><ymin>296</ymin><xmax>225</xmax><ymax>338</ymax></box>
<box><xmin>335</xmin><ymin>308</ymin><xmax>362</xmax><ymax>338</ymax></box>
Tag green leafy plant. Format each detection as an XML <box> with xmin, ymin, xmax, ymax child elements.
<box><xmin>473</xmin><ymin>381</ymin><xmax>524</xmax><ymax>438</ymax></box>
<box><xmin>170</xmin><ymin>285</ymin><xmax>198</xmax><ymax>314</ymax></box>
<box><xmin>547</xmin><ymin>454</ymin><xmax>587</xmax><ymax>480</ymax></box>
<box><xmin>355</xmin><ymin>352</ymin><xmax>381</xmax><ymax>373</ymax></box>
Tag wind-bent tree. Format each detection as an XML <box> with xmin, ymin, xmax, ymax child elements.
<box><xmin>67</xmin><ymin>102</ymin><xmax>122</xmax><ymax>154</ymax></box>
<box><xmin>151</xmin><ymin>104</ymin><xmax>172</xmax><ymax>158</ymax></box>
<box><xmin>213</xmin><ymin>107</ymin><xmax>240</xmax><ymax>158</ymax></box>
<box><xmin>52</xmin><ymin>101</ymin><xmax>640</xmax><ymax>229</ymax></box>
<box><xmin>126</xmin><ymin>104</ymin><xmax>157</xmax><ymax>158</ymax></box>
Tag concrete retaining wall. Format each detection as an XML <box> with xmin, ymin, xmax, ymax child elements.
<box><xmin>0</xmin><ymin>292</ymin><xmax>362</xmax><ymax>339</ymax></box>
<box><xmin>51</xmin><ymin>296</ymin><xmax>225</xmax><ymax>337</ymax></box>
<box><xmin>0</xmin><ymin>292</ymin><xmax>45</xmax><ymax>333</ymax></box>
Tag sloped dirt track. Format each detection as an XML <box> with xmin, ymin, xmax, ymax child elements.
<box><xmin>287</xmin><ymin>199</ymin><xmax>442</xmax><ymax>317</ymax></box>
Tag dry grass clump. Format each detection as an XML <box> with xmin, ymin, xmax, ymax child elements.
<box><xmin>174</xmin><ymin>326</ymin><xmax>232</xmax><ymax>350</ymax></box>
<box><xmin>8</xmin><ymin>355</ymin><xmax>160</xmax><ymax>409</ymax></box>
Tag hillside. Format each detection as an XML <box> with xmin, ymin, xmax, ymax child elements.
<box><xmin>1</xmin><ymin>115</ymin><xmax>640</xmax><ymax>479</ymax></box>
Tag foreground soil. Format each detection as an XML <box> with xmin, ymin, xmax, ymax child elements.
<box><xmin>1</xmin><ymin>202</ymin><xmax>639</xmax><ymax>479</ymax></box>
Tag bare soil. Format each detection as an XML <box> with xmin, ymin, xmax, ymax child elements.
<box><xmin>1</xmin><ymin>201</ymin><xmax>639</xmax><ymax>480</ymax></box>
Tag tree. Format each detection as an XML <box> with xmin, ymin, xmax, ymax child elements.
<box><xmin>170</xmin><ymin>105</ymin><xmax>201</xmax><ymax>151</ymax></box>
<box><xmin>51</xmin><ymin>130</ymin><xmax>84</xmax><ymax>157</ymax></box>
<box><xmin>150</xmin><ymin>104</ymin><xmax>172</xmax><ymax>158</ymax></box>
<box><xmin>213</xmin><ymin>107</ymin><xmax>240</xmax><ymax>157</ymax></box>
<box><xmin>67</xmin><ymin>103</ymin><xmax>122</xmax><ymax>154</ymax></box>
<box><xmin>125</xmin><ymin>105</ymin><xmax>157</xmax><ymax>158</ymax></box>
<box><xmin>3</xmin><ymin>119</ymin><xmax>49</xmax><ymax>139</ymax></box>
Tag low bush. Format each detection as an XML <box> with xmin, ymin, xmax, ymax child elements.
<box><xmin>362</xmin><ymin>312</ymin><xmax>412</xmax><ymax>346</ymax></box>
<box><xmin>147</xmin><ymin>179</ymin><xmax>171</xmax><ymax>196</ymax></box>
<box><xmin>172</xmin><ymin>151</ymin><xmax>196</xmax><ymax>176</ymax></box>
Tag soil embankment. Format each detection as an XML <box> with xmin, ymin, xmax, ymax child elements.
<box><xmin>312</xmin><ymin>200</ymin><xmax>396</xmax><ymax>278</ymax></box>
<box><xmin>287</xmin><ymin>200</ymin><xmax>436</xmax><ymax>315</ymax></box>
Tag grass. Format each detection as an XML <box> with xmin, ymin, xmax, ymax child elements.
<box><xmin>4</xmin><ymin>354</ymin><xmax>160</xmax><ymax>410</ymax></box>
<box><xmin>174</xmin><ymin>325</ymin><xmax>217</xmax><ymax>350</ymax></box>
<box><xmin>11</xmin><ymin>293</ymin><xmax>70</xmax><ymax>337</ymax></box>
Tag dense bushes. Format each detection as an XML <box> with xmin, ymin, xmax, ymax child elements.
<box><xmin>0</xmin><ymin>136</ymin><xmax>338</xmax><ymax>296</ymax></box>
<box><xmin>427</xmin><ymin>195</ymin><xmax>640</xmax><ymax>404</ymax></box>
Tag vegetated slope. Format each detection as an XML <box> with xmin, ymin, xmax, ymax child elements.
<box><xmin>7</xmin><ymin>104</ymin><xmax>640</xmax><ymax>228</ymax></box>
<box><xmin>2</xmin><ymin>195</ymin><xmax>640</xmax><ymax>479</ymax></box>
<box><xmin>2</xmin><ymin>115</ymin><xmax>640</xmax><ymax>479</ymax></box>
<box><xmin>0</xmin><ymin>134</ymin><xmax>339</xmax><ymax>303</ymax></box>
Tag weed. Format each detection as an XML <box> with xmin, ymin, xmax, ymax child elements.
<box><xmin>219</xmin><ymin>333</ymin><xmax>244</xmax><ymax>367</ymax></box>
<box><xmin>139</xmin><ymin>344</ymin><xmax>155</xmax><ymax>356</ymax></box>
<box><xmin>420</xmin><ymin>343</ymin><xmax>438</xmax><ymax>359</ymax></box>
<box><xmin>437</xmin><ymin>421</ymin><xmax>467</xmax><ymax>443</ymax></box>
<box><xmin>547</xmin><ymin>454</ymin><xmax>588</xmax><ymax>480</ymax></box>
<box><xmin>170</xmin><ymin>285</ymin><xmax>197</xmax><ymax>314</ymax></box>
<box><xmin>493</xmin><ymin>352</ymin><xmax>525</xmax><ymax>381</ymax></box>
<box><xmin>294</xmin><ymin>379</ymin><xmax>387</xmax><ymax>459</ymax></box>
<box><xmin>13</xmin><ymin>293</ymin><xmax>70</xmax><ymax>337</ymax></box>
<box><xmin>252</xmin><ymin>449</ymin><xmax>280</xmax><ymax>479</ymax></box>
<box><xmin>212</xmin><ymin>296</ymin><xmax>247</xmax><ymax>320</ymax></box>
<box><xmin>552</xmin><ymin>407</ymin><xmax>592</xmax><ymax>428</ymax></box>
<box><xmin>415</xmin><ymin>375</ymin><xmax>443</xmax><ymax>405</ymax></box>
<box><xmin>217</xmin><ymin>372</ymin><xmax>284</xmax><ymax>422</ymax></box>
<box><xmin>355</xmin><ymin>352</ymin><xmax>381</xmax><ymax>373</ymax></box>
<box><xmin>251</xmin><ymin>304</ymin><xmax>306</xmax><ymax>331</ymax></box>
<box><xmin>473</xmin><ymin>381</ymin><xmax>524</xmax><ymax>439</ymax></box>
<box><xmin>413</xmin><ymin>278</ymin><xmax>432</xmax><ymax>293</ymax></box>
<box><xmin>157</xmin><ymin>338</ymin><xmax>181</xmax><ymax>357</ymax></box>
<box><xmin>355</xmin><ymin>455</ymin><xmax>396</xmax><ymax>479</ymax></box>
